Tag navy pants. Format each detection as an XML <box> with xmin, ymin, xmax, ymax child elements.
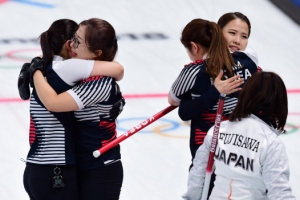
<box><xmin>78</xmin><ymin>161</ymin><xmax>123</xmax><ymax>200</ymax></box>
<box><xmin>23</xmin><ymin>163</ymin><xmax>79</xmax><ymax>200</ymax></box>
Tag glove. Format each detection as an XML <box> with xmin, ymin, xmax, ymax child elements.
<box><xmin>18</xmin><ymin>63</ymin><xmax>31</xmax><ymax>100</ymax></box>
<box><xmin>110</xmin><ymin>91</ymin><xmax>125</xmax><ymax>120</ymax></box>
<box><xmin>28</xmin><ymin>57</ymin><xmax>44</xmax><ymax>88</ymax></box>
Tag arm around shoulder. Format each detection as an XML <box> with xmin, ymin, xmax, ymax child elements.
<box><xmin>178</xmin><ymin>85</ymin><xmax>219</xmax><ymax>121</ymax></box>
<box><xmin>33</xmin><ymin>70</ymin><xmax>79</xmax><ymax>112</ymax></box>
<box><xmin>91</xmin><ymin>61</ymin><xmax>124</xmax><ymax>81</ymax></box>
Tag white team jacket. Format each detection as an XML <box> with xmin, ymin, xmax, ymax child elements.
<box><xmin>182</xmin><ymin>114</ymin><xmax>296</xmax><ymax>200</ymax></box>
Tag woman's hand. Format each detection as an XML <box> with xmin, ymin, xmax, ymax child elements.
<box><xmin>214</xmin><ymin>71</ymin><xmax>244</xmax><ymax>95</ymax></box>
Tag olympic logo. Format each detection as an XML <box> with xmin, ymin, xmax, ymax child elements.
<box><xmin>116</xmin><ymin>117</ymin><xmax>299</xmax><ymax>138</ymax></box>
<box><xmin>4</xmin><ymin>48</ymin><xmax>42</xmax><ymax>62</ymax></box>
<box><xmin>1</xmin><ymin>48</ymin><xmax>300</xmax><ymax>136</ymax></box>
<box><xmin>116</xmin><ymin>117</ymin><xmax>189</xmax><ymax>138</ymax></box>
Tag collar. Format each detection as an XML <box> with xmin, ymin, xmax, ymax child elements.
<box><xmin>53</xmin><ymin>55</ymin><xmax>65</xmax><ymax>61</ymax></box>
<box><xmin>250</xmin><ymin>114</ymin><xmax>283</xmax><ymax>135</ymax></box>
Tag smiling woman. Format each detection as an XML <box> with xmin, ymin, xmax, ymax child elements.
<box><xmin>19</xmin><ymin>18</ymin><xmax>125</xmax><ymax>200</ymax></box>
<box><xmin>168</xmin><ymin>17</ymin><xmax>259</xmax><ymax>162</ymax></box>
<box><xmin>218</xmin><ymin>12</ymin><xmax>251</xmax><ymax>52</ymax></box>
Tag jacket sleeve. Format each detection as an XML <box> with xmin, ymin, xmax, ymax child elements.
<box><xmin>178</xmin><ymin>85</ymin><xmax>219</xmax><ymax>121</ymax></box>
<box><xmin>169</xmin><ymin>64</ymin><xmax>201</xmax><ymax>104</ymax></box>
<box><xmin>182</xmin><ymin>131</ymin><xmax>212</xmax><ymax>200</ymax></box>
<box><xmin>54</xmin><ymin>59</ymin><xmax>94</xmax><ymax>85</ymax></box>
<box><xmin>262</xmin><ymin>138</ymin><xmax>296</xmax><ymax>199</ymax></box>
<box><xmin>67</xmin><ymin>76</ymin><xmax>113</xmax><ymax>109</ymax></box>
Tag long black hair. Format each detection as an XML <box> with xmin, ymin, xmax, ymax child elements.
<box><xmin>39</xmin><ymin>19</ymin><xmax>78</xmax><ymax>68</ymax></box>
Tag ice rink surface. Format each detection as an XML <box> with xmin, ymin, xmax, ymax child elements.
<box><xmin>0</xmin><ymin>0</ymin><xmax>299</xmax><ymax>199</ymax></box>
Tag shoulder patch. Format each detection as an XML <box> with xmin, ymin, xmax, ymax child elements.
<box><xmin>82</xmin><ymin>76</ymin><xmax>104</xmax><ymax>83</ymax></box>
<box><xmin>184</xmin><ymin>59</ymin><xmax>204</xmax><ymax>67</ymax></box>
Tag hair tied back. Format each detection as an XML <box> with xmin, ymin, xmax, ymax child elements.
<box><xmin>206</xmin><ymin>20</ymin><xmax>210</xmax><ymax>29</ymax></box>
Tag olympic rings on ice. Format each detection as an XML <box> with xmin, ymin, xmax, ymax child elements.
<box><xmin>117</xmin><ymin>117</ymin><xmax>180</xmax><ymax>133</ymax></box>
<box><xmin>5</xmin><ymin>48</ymin><xmax>41</xmax><ymax>62</ymax></box>
<box><xmin>153</xmin><ymin>122</ymin><xmax>189</xmax><ymax>138</ymax></box>
<box><xmin>116</xmin><ymin>117</ymin><xmax>299</xmax><ymax>138</ymax></box>
<box><xmin>284</xmin><ymin>123</ymin><xmax>298</xmax><ymax>134</ymax></box>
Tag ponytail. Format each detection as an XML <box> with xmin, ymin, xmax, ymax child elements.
<box><xmin>206</xmin><ymin>22</ymin><xmax>234</xmax><ymax>79</ymax></box>
<box><xmin>181</xmin><ymin>19</ymin><xmax>235</xmax><ymax>80</ymax></box>
<box><xmin>38</xmin><ymin>19</ymin><xmax>78</xmax><ymax>68</ymax></box>
<box><xmin>39</xmin><ymin>31</ymin><xmax>54</xmax><ymax>68</ymax></box>
<box><xmin>102</xmin><ymin>38</ymin><xmax>118</xmax><ymax>61</ymax></box>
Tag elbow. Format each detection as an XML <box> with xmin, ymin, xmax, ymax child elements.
<box><xmin>115</xmin><ymin>66</ymin><xmax>124</xmax><ymax>81</ymax></box>
<box><xmin>178</xmin><ymin>102</ymin><xmax>195</xmax><ymax>121</ymax></box>
<box><xmin>168</xmin><ymin>99</ymin><xmax>179</xmax><ymax>106</ymax></box>
<box><xmin>43</xmin><ymin>101</ymin><xmax>60</xmax><ymax>112</ymax></box>
<box><xmin>178</xmin><ymin>107</ymin><xmax>190</xmax><ymax>121</ymax></box>
<box><xmin>44</xmin><ymin>104</ymin><xmax>57</xmax><ymax>112</ymax></box>
<box><xmin>168</xmin><ymin>93</ymin><xmax>180</xmax><ymax>106</ymax></box>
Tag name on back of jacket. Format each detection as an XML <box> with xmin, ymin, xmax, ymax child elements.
<box><xmin>233</xmin><ymin>61</ymin><xmax>252</xmax><ymax>80</ymax></box>
<box><xmin>214</xmin><ymin>133</ymin><xmax>260</xmax><ymax>172</ymax></box>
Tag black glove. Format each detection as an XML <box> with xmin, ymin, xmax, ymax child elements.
<box><xmin>18</xmin><ymin>63</ymin><xmax>31</xmax><ymax>100</ymax></box>
<box><xmin>28</xmin><ymin>57</ymin><xmax>44</xmax><ymax>88</ymax></box>
<box><xmin>110</xmin><ymin>91</ymin><xmax>125</xmax><ymax>120</ymax></box>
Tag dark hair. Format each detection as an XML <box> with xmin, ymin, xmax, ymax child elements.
<box><xmin>39</xmin><ymin>19</ymin><xmax>78</xmax><ymax>68</ymax></box>
<box><xmin>229</xmin><ymin>71</ymin><xmax>288</xmax><ymax>132</ymax></box>
<box><xmin>181</xmin><ymin>18</ymin><xmax>235</xmax><ymax>79</ymax></box>
<box><xmin>80</xmin><ymin>18</ymin><xmax>118</xmax><ymax>61</ymax></box>
<box><xmin>218</xmin><ymin>12</ymin><xmax>251</xmax><ymax>37</ymax></box>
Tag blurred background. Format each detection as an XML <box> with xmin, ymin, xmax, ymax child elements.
<box><xmin>0</xmin><ymin>0</ymin><xmax>299</xmax><ymax>199</ymax></box>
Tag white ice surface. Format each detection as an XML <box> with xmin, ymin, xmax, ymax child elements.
<box><xmin>0</xmin><ymin>0</ymin><xmax>299</xmax><ymax>199</ymax></box>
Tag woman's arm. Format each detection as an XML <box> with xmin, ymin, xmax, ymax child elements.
<box><xmin>178</xmin><ymin>72</ymin><xmax>243</xmax><ymax>121</ymax></box>
<box><xmin>34</xmin><ymin>70</ymin><xmax>115</xmax><ymax>112</ymax></box>
<box><xmin>178</xmin><ymin>86</ymin><xmax>219</xmax><ymax>121</ymax></box>
<box><xmin>168</xmin><ymin>92</ymin><xmax>180</xmax><ymax>106</ymax></box>
<box><xmin>262</xmin><ymin>138</ymin><xmax>296</xmax><ymax>199</ymax></box>
<box><xmin>91</xmin><ymin>61</ymin><xmax>124</xmax><ymax>81</ymax></box>
<box><xmin>33</xmin><ymin>70</ymin><xmax>79</xmax><ymax>112</ymax></box>
<box><xmin>53</xmin><ymin>59</ymin><xmax>124</xmax><ymax>86</ymax></box>
<box><xmin>182</xmin><ymin>130</ymin><xmax>212</xmax><ymax>200</ymax></box>
<box><xmin>168</xmin><ymin>64</ymin><xmax>201</xmax><ymax>107</ymax></box>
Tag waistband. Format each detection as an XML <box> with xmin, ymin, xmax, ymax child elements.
<box><xmin>26</xmin><ymin>162</ymin><xmax>76</xmax><ymax>168</ymax></box>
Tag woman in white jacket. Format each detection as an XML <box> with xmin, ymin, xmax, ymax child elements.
<box><xmin>182</xmin><ymin>71</ymin><xmax>296</xmax><ymax>200</ymax></box>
